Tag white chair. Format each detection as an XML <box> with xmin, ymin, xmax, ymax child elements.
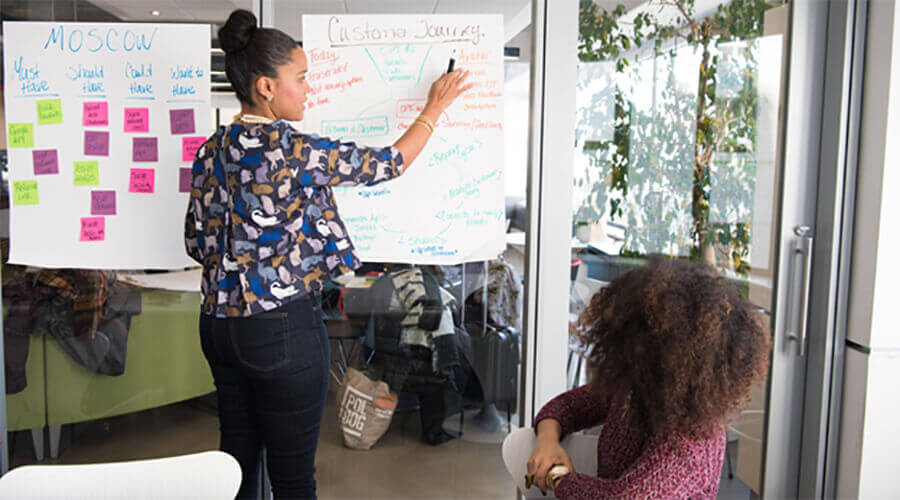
<box><xmin>0</xmin><ymin>450</ymin><xmax>241</xmax><ymax>499</ymax></box>
<box><xmin>502</xmin><ymin>427</ymin><xmax>599</xmax><ymax>499</ymax></box>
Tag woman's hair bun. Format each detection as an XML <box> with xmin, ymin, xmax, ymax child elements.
<box><xmin>219</xmin><ymin>9</ymin><xmax>258</xmax><ymax>54</ymax></box>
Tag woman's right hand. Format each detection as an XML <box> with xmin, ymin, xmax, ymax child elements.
<box><xmin>392</xmin><ymin>69</ymin><xmax>474</xmax><ymax>170</ymax></box>
<box><xmin>422</xmin><ymin>69</ymin><xmax>473</xmax><ymax>121</ymax></box>
<box><xmin>527</xmin><ymin>429</ymin><xmax>575</xmax><ymax>494</ymax></box>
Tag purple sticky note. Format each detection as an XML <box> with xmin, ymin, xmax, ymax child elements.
<box><xmin>83</xmin><ymin>102</ymin><xmax>109</xmax><ymax>126</ymax></box>
<box><xmin>182</xmin><ymin>136</ymin><xmax>207</xmax><ymax>162</ymax></box>
<box><xmin>80</xmin><ymin>217</ymin><xmax>106</xmax><ymax>242</ymax></box>
<box><xmin>124</xmin><ymin>108</ymin><xmax>149</xmax><ymax>132</ymax></box>
<box><xmin>32</xmin><ymin>149</ymin><xmax>59</xmax><ymax>175</ymax></box>
<box><xmin>169</xmin><ymin>109</ymin><xmax>195</xmax><ymax>135</ymax></box>
<box><xmin>133</xmin><ymin>137</ymin><xmax>158</xmax><ymax>162</ymax></box>
<box><xmin>91</xmin><ymin>190</ymin><xmax>116</xmax><ymax>215</ymax></box>
<box><xmin>84</xmin><ymin>131</ymin><xmax>110</xmax><ymax>156</ymax></box>
<box><xmin>129</xmin><ymin>168</ymin><xmax>155</xmax><ymax>193</ymax></box>
<box><xmin>179</xmin><ymin>168</ymin><xmax>193</xmax><ymax>193</ymax></box>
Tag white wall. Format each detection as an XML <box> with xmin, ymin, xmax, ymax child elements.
<box><xmin>846</xmin><ymin>0</ymin><xmax>900</xmax><ymax>350</ymax></box>
<box><xmin>838</xmin><ymin>350</ymin><xmax>900</xmax><ymax>498</ymax></box>
<box><xmin>838</xmin><ymin>0</ymin><xmax>900</xmax><ymax>497</ymax></box>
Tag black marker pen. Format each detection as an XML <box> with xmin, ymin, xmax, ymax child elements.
<box><xmin>447</xmin><ymin>49</ymin><xmax>456</xmax><ymax>73</ymax></box>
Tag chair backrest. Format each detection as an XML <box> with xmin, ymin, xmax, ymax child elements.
<box><xmin>0</xmin><ymin>450</ymin><xmax>241</xmax><ymax>499</ymax></box>
<box><xmin>502</xmin><ymin>427</ymin><xmax>599</xmax><ymax>499</ymax></box>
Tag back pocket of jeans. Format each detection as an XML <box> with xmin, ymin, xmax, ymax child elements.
<box><xmin>232</xmin><ymin>314</ymin><xmax>295</xmax><ymax>372</ymax></box>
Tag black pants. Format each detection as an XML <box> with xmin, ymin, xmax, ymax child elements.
<box><xmin>199</xmin><ymin>295</ymin><xmax>330</xmax><ymax>499</ymax></box>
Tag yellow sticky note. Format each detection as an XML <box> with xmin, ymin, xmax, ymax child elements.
<box><xmin>13</xmin><ymin>181</ymin><xmax>39</xmax><ymax>205</ymax></box>
<box><xmin>74</xmin><ymin>161</ymin><xmax>100</xmax><ymax>186</ymax></box>
<box><xmin>8</xmin><ymin>123</ymin><xmax>34</xmax><ymax>148</ymax></box>
<box><xmin>37</xmin><ymin>99</ymin><xmax>63</xmax><ymax>125</ymax></box>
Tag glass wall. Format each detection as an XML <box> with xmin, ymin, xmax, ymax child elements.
<box><xmin>2</xmin><ymin>1</ymin><xmax>533</xmax><ymax>499</ymax></box>
<box><xmin>0</xmin><ymin>0</ymin><xmax>251</xmax><ymax>470</ymax></box>
<box><xmin>567</xmin><ymin>0</ymin><xmax>788</xmax><ymax>498</ymax></box>
<box><xmin>269</xmin><ymin>2</ymin><xmax>532</xmax><ymax>498</ymax></box>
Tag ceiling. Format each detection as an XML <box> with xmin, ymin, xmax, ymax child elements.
<box><xmin>81</xmin><ymin>0</ymin><xmax>254</xmax><ymax>24</ymax></box>
<box><xmin>270</xmin><ymin>1</ymin><xmax>531</xmax><ymax>42</ymax></box>
<box><xmin>84</xmin><ymin>0</ymin><xmax>533</xmax><ymax>42</ymax></box>
<box><xmin>3</xmin><ymin>1</ymin><xmax>650</xmax><ymax>44</ymax></box>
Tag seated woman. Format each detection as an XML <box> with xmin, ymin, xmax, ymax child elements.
<box><xmin>528</xmin><ymin>256</ymin><xmax>771</xmax><ymax>499</ymax></box>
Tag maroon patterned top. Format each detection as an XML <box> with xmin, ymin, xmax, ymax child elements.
<box><xmin>535</xmin><ymin>384</ymin><xmax>725</xmax><ymax>499</ymax></box>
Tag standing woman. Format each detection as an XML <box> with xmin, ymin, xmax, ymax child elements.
<box><xmin>184</xmin><ymin>9</ymin><xmax>471</xmax><ymax>499</ymax></box>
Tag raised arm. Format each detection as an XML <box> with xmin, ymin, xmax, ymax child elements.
<box><xmin>286</xmin><ymin>69</ymin><xmax>472</xmax><ymax>187</ymax></box>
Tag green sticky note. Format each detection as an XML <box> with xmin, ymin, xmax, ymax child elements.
<box><xmin>37</xmin><ymin>99</ymin><xmax>63</xmax><ymax>125</ymax></box>
<box><xmin>74</xmin><ymin>161</ymin><xmax>100</xmax><ymax>186</ymax></box>
<box><xmin>13</xmin><ymin>180</ymin><xmax>39</xmax><ymax>205</ymax></box>
<box><xmin>8</xmin><ymin>123</ymin><xmax>34</xmax><ymax>148</ymax></box>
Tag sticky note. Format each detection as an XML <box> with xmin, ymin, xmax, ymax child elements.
<box><xmin>91</xmin><ymin>190</ymin><xmax>116</xmax><ymax>215</ymax></box>
<box><xmin>182</xmin><ymin>136</ymin><xmax>206</xmax><ymax>162</ymax></box>
<box><xmin>80</xmin><ymin>217</ymin><xmax>105</xmax><ymax>242</ymax></box>
<box><xmin>8</xmin><ymin>123</ymin><xmax>34</xmax><ymax>148</ymax></box>
<box><xmin>12</xmin><ymin>181</ymin><xmax>39</xmax><ymax>206</ymax></box>
<box><xmin>84</xmin><ymin>131</ymin><xmax>110</xmax><ymax>156</ymax></box>
<box><xmin>133</xmin><ymin>137</ymin><xmax>158</xmax><ymax>162</ymax></box>
<box><xmin>74</xmin><ymin>161</ymin><xmax>100</xmax><ymax>186</ymax></box>
<box><xmin>37</xmin><ymin>99</ymin><xmax>63</xmax><ymax>125</ymax></box>
<box><xmin>124</xmin><ymin>108</ymin><xmax>149</xmax><ymax>132</ymax></box>
<box><xmin>170</xmin><ymin>109</ymin><xmax>195</xmax><ymax>134</ymax></box>
<box><xmin>179</xmin><ymin>168</ymin><xmax>193</xmax><ymax>193</ymax></box>
<box><xmin>129</xmin><ymin>168</ymin><xmax>155</xmax><ymax>193</ymax></box>
<box><xmin>83</xmin><ymin>102</ymin><xmax>109</xmax><ymax>126</ymax></box>
<box><xmin>32</xmin><ymin>149</ymin><xmax>59</xmax><ymax>175</ymax></box>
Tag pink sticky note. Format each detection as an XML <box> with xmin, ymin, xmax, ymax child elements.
<box><xmin>133</xmin><ymin>137</ymin><xmax>158</xmax><ymax>162</ymax></box>
<box><xmin>179</xmin><ymin>168</ymin><xmax>193</xmax><ymax>193</ymax></box>
<box><xmin>84</xmin><ymin>131</ymin><xmax>110</xmax><ymax>156</ymax></box>
<box><xmin>80</xmin><ymin>217</ymin><xmax>106</xmax><ymax>242</ymax></box>
<box><xmin>32</xmin><ymin>149</ymin><xmax>59</xmax><ymax>175</ymax></box>
<box><xmin>182</xmin><ymin>136</ymin><xmax>206</xmax><ymax>162</ymax></box>
<box><xmin>91</xmin><ymin>190</ymin><xmax>116</xmax><ymax>215</ymax></box>
<box><xmin>170</xmin><ymin>109</ymin><xmax>195</xmax><ymax>135</ymax></box>
<box><xmin>124</xmin><ymin>108</ymin><xmax>149</xmax><ymax>132</ymax></box>
<box><xmin>83</xmin><ymin>102</ymin><xmax>109</xmax><ymax>126</ymax></box>
<box><xmin>129</xmin><ymin>168</ymin><xmax>155</xmax><ymax>193</ymax></box>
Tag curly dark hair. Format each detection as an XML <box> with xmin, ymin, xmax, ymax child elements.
<box><xmin>578</xmin><ymin>256</ymin><xmax>771</xmax><ymax>440</ymax></box>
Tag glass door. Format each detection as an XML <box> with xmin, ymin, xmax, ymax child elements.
<box><xmin>266</xmin><ymin>1</ymin><xmax>534</xmax><ymax>498</ymax></box>
<box><xmin>538</xmin><ymin>0</ymin><xmax>835</xmax><ymax>497</ymax></box>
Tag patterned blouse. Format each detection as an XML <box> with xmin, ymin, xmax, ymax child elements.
<box><xmin>184</xmin><ymin>120</ymin><xmax>403</xmax><ymax>317</ymax></box>
<box><xmin>535</xmin><ymin>384</ymin><xmax>726</xmax><ymax>499</ymax></box>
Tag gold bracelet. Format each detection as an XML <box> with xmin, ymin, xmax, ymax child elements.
<box><xmin>412</xmin><ymin>119</ymin><xmax>433</xmax><ymax>134</ymax></box>
<box><xmin>414</xmin><ymin>116</ymin><xmax>434</xmax><ymax>132</ymax></box>
<box><xmin>415</xmin><ymin>114</ymin><xmax>435</xmax><ymax>131</ymax></box>
<box><xmin>416</xmin><ymin>114</ymin><xmax>435</xmax><ymax>128</ymax></box>
<box><xmin>412</xmin><ymin>116</ymin><xmax>434</xmax><ymax>134</ymax></box>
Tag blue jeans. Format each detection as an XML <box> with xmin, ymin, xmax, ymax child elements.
<box><xmin>199</xmin><ymin>294</ymin><xmax>330</xmax><ymax>499</ymax></box>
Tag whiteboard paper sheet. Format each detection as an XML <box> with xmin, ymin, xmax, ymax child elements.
<box><xmin>301</xmin><ymin>14</ymin><xmax>506</xmax><ymax>265</ymax></box>
<box><xmin>3</xmin><ymin>22</ymin><xmax>211</xmax><ymax>269</ymax></box>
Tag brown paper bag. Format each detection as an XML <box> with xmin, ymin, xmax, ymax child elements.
<box><xmin>336</xmin><ymin>368</ymin><xmax>398</xmax><ymax>450</ymax></box>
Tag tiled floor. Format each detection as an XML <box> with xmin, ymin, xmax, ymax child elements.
<box><xmin>8</xmin><ymin>395</ymin><xmax>754</xmax><ymax>499</ymax></box>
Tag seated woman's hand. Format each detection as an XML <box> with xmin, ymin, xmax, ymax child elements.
<box><xmin>527</xmin><ymin>432</ymin><xmax>575</xmax><ymax>494</ymax></box>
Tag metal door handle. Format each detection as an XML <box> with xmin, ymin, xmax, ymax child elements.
<box><xmin>789</xmin><ymin>225</ymin><xmax>814</xmax><ymax>356</ymax></box>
